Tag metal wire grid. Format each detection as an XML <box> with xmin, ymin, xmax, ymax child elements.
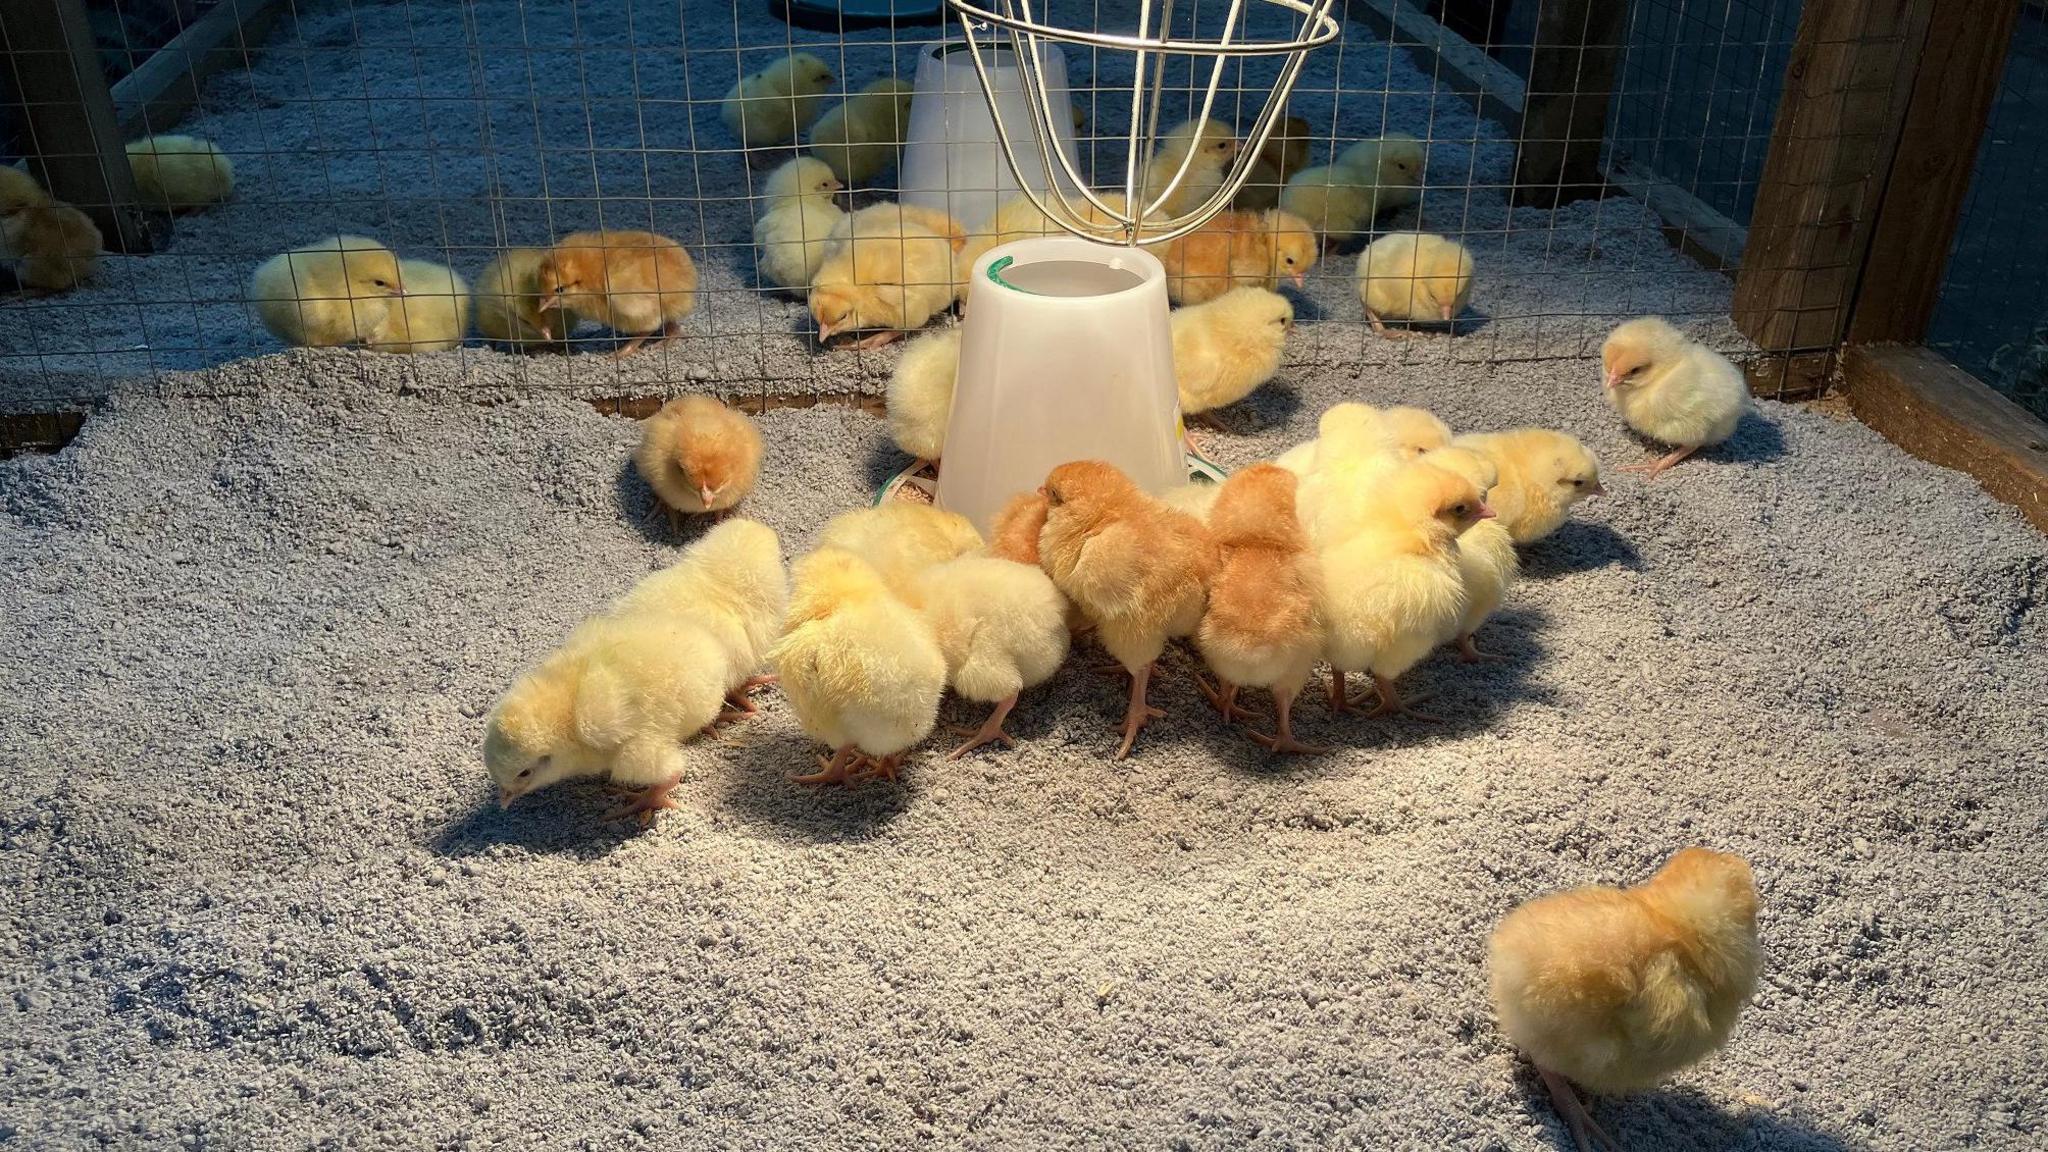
<box><xmin>1928</xmin><ymin>0</ymin><xmax>2048</xmax><ymax>420</ymax></box>
<box><xmin>1</xmin><ymin>0</ymin><xmax>1790</xmax><ymax>407</ymax></box>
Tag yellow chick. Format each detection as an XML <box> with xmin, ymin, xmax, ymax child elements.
<box><xmin>807</xmin><ymin>78</ymin><xmax>915</xmax><ymax>186</ymax></box>
<box><xmin>612</xmin><ymin>518</ymin><xmax>789</xmax><ymax>721</ymax></box>
<box><xmin>885</xmin><ymin>325</ymin><xmax>959</xmax><ymax>473</ymax></box>
<box><xmin>1196</xmin><ymin>464</ymin><xmax>1325</xmax><ymax>753</ymax></box>
<box><xmin>908</xmin><ymin>554</ymin><xmax>1071</xmax><ymax>758</ymax></box>
<box><xmin>1451</xmin><ymin>428</ymin><xmax>1603</xmax><ymax>544</ymax></box>
<box><xmin>1284</xmin><ymin>402</ymin><xmax>1455</xmax><ymax>534</ymax></box>
<box><xmin>1601</xmin><ymin>317</ymin><xmax>1752</xmax><ymax>479</ymax></box>
<box><xmin>0</xmin><ymin>165</ymin><xmax>51</xmax><ymax>213</ymax></box>
<box><xmin>1357</xmin><ymin>231</ymin><xmax>1475</xmax><ymax>333</ymax></box>
<box><xmin>484</xmin><ymin>614</ymin><xmax>726</xmax><ymax>824</ymax></box>
<box><xmin>1143</xmin><ymin>118</ymin><xmax>1239</xmax><ymax>217</ymax></box>
<box><xmin>248</xmin><ymin>235</ymin><xmax>405</xmax><ymax>347</ymax></box>
<box><xmin>1316</xmin><ymin>459</ymin><xmax>1491</xmax><ymax>719</ymax></box>
<box><xmin>125</xmin><ymin>135</ymin><xmax>234</xmax><ymax>211</ymax></box>
<box><xmin>537</xmin><ymin>230</ymin><xmax>697</xmax><ymax>358</ymax></box>
<box><xmin>721</xmin><ymin>52</ymin><xmax>836</xmax><ymax>149</ymax></box>
<box><xmin>1039</xmin><ymin>460</ymin><xmax>1219</xmax><ymax>758</ymax></box>
<box><xmin>2</xmin><ymin>200</ymin><xmax>101</xmax><ymax>293</ymax></box>
<box><xmin>633</xmin><ymin>395</ymin><xmax>764</xmax><ymax>530</ymax></box>
<box><xmin>1171</xmin><ymin>287</ymin><xmax>1293</xmax><ymax>427</ymax></box>
<box><xmin>816</xmin><ymin>503</ymin><xmax>984</xmax><ymax>596</ymax></box>
<box><xmin>473</xmin><ymin>247</ymin><xmax>563</xmax><ymax>349</ymax></box>
<box><xmin>809</xmin><ymin>204</ymin><xmax>958</xmax><ymax>348</ymax></box>
<box><xmin>753</xmin><ymin>156</ymin><xmax>845</xmax><ymax>295</ymax></box>
<box><xmin>365</xmin><ymin>259</ymin><xmax>469</xmax><ymax>353</ymax></box>
<box><xmin>1279</xmin><ymin>164</ymin><xmax>1379</xmax><ymax>245</ymax></box>
<box><xmin>1490</xmin><ymin>848</ymin><xmax>1760</xmax><ymax>1152</ymax></box>
<box><xmin>1336</xmin><ymin>133</ymin><xmax>1425</xmax><ymax>216</ymax></box>
<box><xmin>1423</xmin><ymin>445</ymin><xmax>1521</xmax><ymax>663</ymax></box>
<box><xmin>772</xmin><ymin>547</ymin><xmax>947</xmax><ymax>785</ymax></box>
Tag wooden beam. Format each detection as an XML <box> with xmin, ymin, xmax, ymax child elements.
<box><xmin>0</xmin><ymin>409</ymin><xmax>86</xmax><ymax>459</ymax></box>
<box><xmin>1739</xmin><ymin>350</ymin><xmax>1835</xmax><ymax>402</ymax></box>
<box><xmin>1844</xmin><ymin>0</ymin><xmax>2021</xmax><ymax>345</ymax></box>
<box><xmin>1841</xmin><ymin>345</ymin><xmax>2048</xmax><ymax>532</ymax></box>
<box><xmin>0</xmin><ymin>0</ymin><xmax>163</xmax><ymax>252</ymax></box>
<box><xmin>1731</xmin><ymin>0</ymin><xmax>1935</xmax><ymax>353</ymax></box>
<box><xmin>1512</xmin><ymin>0</ymin><xmax>1627</xmax><ymax>208</ymax></box>
<box><xmin>110</xmin><ymin>0</ymin><xmax>282</xmax><ymax>139</ymax></box>
<box><xmin>1343</xmin><ymin>0</ymin><xmax>1525</xmax><ymax>132</ymax></box>
<box><xmin>1604</xmin><ymin>160</ymin><xmax>1747</xmax><ymax>271</ymax></box>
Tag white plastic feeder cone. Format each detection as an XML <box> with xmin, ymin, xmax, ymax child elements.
<box><xmin>935</xmin><ymin>236</ymin><xmax>1184</xmax><ymax>535</ymax></box>
<box><xmin>899</xmin><ymin>39</ymin><xmax>1081</xmax><ymax>233</ymax></box>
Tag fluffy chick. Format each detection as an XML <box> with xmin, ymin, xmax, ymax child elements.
<box><xmin>910</xmin><ymin>555</ymin><xmax>1071</xmax><ymax>758</ymax></box>
<box><xmin>1155</xmin><ymin>208</ymin><xmax>1317</xmax><ymax>305</ymax></box>
<box><xmin>474</xmin><ymin>247</ymin><xmax>563</xmax><ymax>349</ymax></box>
<box><xmin>125</xmin><ymin>135</ymin><xmax>234</xmax><ymax>210</ymax></box>
<box><xmin>1284</xmin><ymin>402</ymin><xmax>1455</xmax><ymax>536</ymax></box>
<box><xmin>886</xmin><ymin>325</ymin><xmax>959</xmax><ymax>472</ymax></box>
<box><xmin>1423</xmin><ymin>446</ymin><xmax>1521</xmax><ymax>663</ymax></box>
<box><xmin>817</xmin><ymin>503</ymin><xmax>984</xmax><ymax>595</ymax></box>
<box><xmin>1317</xmin><ymin>459</ymin><xmax>1491</xmax><ymax>719</ymax></box>
<box><xmin>1336</xmin><ymin>133</ymin><xmax>1425</xmax><ymax>215</ymax></box>
<box><xmin>1196</xmin><ymin>464</ymin><xmax>1325</xmax><ymax>753</ymax></box>
<box><xmin>612</xmin><ymin>517</ymin><xmax>789</xmax><ymax>723</ymax></box>
<box><xmin>809</xmin><ymin>204</ymin><xmax>958</xmax><ymax>347</ymax></box>
<box><xmin>634</xmin><ymin>395</ymin><xmax>764</xmax><ymax>530</ymax></box>
<box><xmin>808</xmin><ymin>78</ymin><xmax>915</xmax><ymax>185</ymax></box>
<box><xmin>366</xmin><ymin>259</ymin><xmax>470</xmax><ymax>353</ymax></box>
<box><xmin>1143</xmin><ymin>118</ymin><xmax>1239</xmax><ymax>217</ymax></box>
<box><xmin>248</xmin><ymin>235</ymin><xmax>404</xmax><ymax>347</ymax></box>
<box><xmin>1279</xmin><ymin>164</ymin><xmax>1378</xmax><ymax>245</ymax></box>
<box><xmin>1233</xmin><ymin>116</ymin><xmax>1313</xmax><ymax>210</ymax></box>
<box><xmin>1452</xmin><ymin>428</ymin><xmax>1603</xmax><ymax>544</ymax></box>
<box><xmin>771</xmin><ymin>547</ymin><xmax>947</xmax><ymax>784</ymax></box>
<box><xmin>990</xmin><ymin>490</ymin><xmax>1089</xmax><ymax>635</ymax></box>
<box><xmin>722</xmin><ymin>52</ymin><xmax>835</xmax><ymax>149</ymax></box>
<box><xmin>1039</xmin><ymin>460</ymin><xmax>1219</xmax><ymax>758</ymax></box>
<box><xmin>753</xmin><ymin>156</ymin><xmax>845</xmax><ymax>295</ymax></box>
<box><xmin>1171</xmin><ymin>287</ymin><xmax>1293</xmax><ymax>428</ymax></box>
<box><xmin>1490</xmin><ymin>848</ymin><xmax>1761</xmax><ymax>1152</ymax></box>
<box><xmin>0</xmin><ymin>165</ymin><xmax>50</xmax><ymax>213</ymax></box>
<box><xmin>1357</xmin><ymin>231</ymin><xmax>1474</xmax><ymax>333</ymax></box>
<box><xmin>2</xmin><ymin>201</ymin><xmax>100</xmax><ymax>293</ymax></box>
<box><xmin>1601</xmin><ymin>316</ymin><xmax>1751</xmax><ymax>479</ymax></box>
<box><xmin>537</xmin><ymin>230</ymin><xmax>696</xmax><ymax>358</ymax></box>
<box><xmin>484</xmin><ymin>613</ymin><xmax>725</xmax><ymax>823</ymax></box>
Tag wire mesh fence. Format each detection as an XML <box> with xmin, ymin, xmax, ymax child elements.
<box><xmin>0</xmin><ymin>0</ymin><xmax>1988</xmax><ymax>413</ymax></box>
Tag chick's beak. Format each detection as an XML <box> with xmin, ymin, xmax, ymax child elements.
<box><xmin>699</xmin><ymin>484</ymin><xmax>717</xmax><ymax>507</ymax></box>
<box><xmin>1602</xmin><ymin>371</ymin><xmax>1623</xmax><ymax>390</ymax></box>
<box><xmin>1474</xmin><ymin>503</ymin><xmax>1497</xmax><ymax>520</ymax></box>
<box><xmin>1439</xmin><ymin>304</ymin><xmax>1455</xmax><ymax>321</ymax></box>
<box><xmin>1585</xmin><ymin>478</ymin><xmax>1607</xmax><ymax>497</ymax></box>
<box><xmin>497</xmin><ymin>786</ymin><xmax>520</xmax><ymax>810</ymax></box>
<box><xmin>1290</xmin><ymin>272</ymin><xmax>1306</xmax><ymax>289</ymax></box>
<box><xmin>537</xmin><ymin>296</ymin><xmax>561</xmax><ymax>312</ymax></box>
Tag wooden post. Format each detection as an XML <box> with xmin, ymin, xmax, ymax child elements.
<box><xmin>0</xmin><ymin>0</ymin><xmax>164</xmax><ymax>253</ymax></box>
<box><xmin>1730</xmin><ymin>0</ymin><xmax>1936</xmax><ymax>354</ymax></box>
<box><xmin>1511</xmin><ymin>0</ymin><xmax>1627</xmax><ymax>208</ymax></box>
<box><xmin>110</xmin><ymin>0</ymin><xmax>282</xmax><ymax>140</ymax></box>
<box><xmin>1844</xmin><ymin>0</ymin><xmax>2021</xmax><ymax>345</ymax></box>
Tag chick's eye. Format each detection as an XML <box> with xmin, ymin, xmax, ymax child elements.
<box><xmin>1570</xmin><ymin>478</ymin><xmax>1585</xmax><ymax>488</ymax></box>
<box><xmin>516</xmin><ymin>768</ymin><xmax>532</xmax><ymax>779</ymax></box>
<box><xmin>1451</xmin><ymin>503</ymin><xmax>1468</xmax><ymax>516</ymax></box>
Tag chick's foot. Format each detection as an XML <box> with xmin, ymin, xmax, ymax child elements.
<box><xmin>1114</xmin><ymin>662</ymin><xmax>1165</xmax><ymax>760</ymax></box>
<box><xmin>602</xmin><ymin>776</ymin><xmax>683</xmax><ymax>826</ymax></box>
<box><xmin>947</xmin><ymin>695</ymin><xmax>1019</xmax><ymax>759</ymax></box>
<box><xmin>1539</xmin><ymin>1068</ymin><xmax>1624</xmax><ymax>1152</ymax></box>
<box><xmin>793</xmin><ymin>745</ymin><xmax>860</xmax><ymax>786</ymax></box>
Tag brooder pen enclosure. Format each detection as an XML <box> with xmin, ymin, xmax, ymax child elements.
<box><xmin>2</xmin><ymin>1</ymin><xmax>2046</xmax><ymax>1149</ymax></box>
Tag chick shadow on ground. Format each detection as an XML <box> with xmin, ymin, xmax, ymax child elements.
<box><xmin>1206</xmin><ymin>380</ymin><xmax>1304</xmax><ymax>441</ymax></box>
<box><xmin>710</xmin><ymin>727</ymin><xmax>919</xmax><ymax>845</ymax></box>
<box><xmin>863</xmin><ymin>437</ymin><xmax>912</xmax><ymax>493</ymax></box>
<box><xmin>431</xmin><ymin>785</ymin><xmax>649</xmax><ymax>861</ymax></box>
<box><xmin>1178</xmin><ymin>605</ymin><xmax>1562</xmax><ymax>772</ymax></box>
<box><xmin>1519</xmin><ymin>519</ymin><xmax>1644</xmax><ymax>580</ymax></box>
<box><xmin>1616</xmin><ymin>409</ymin><xmax>1788</xmax><ymax>472</ymax></box>
<box><xmin>611</xmin><ymin>456</ymin><xmax>717</xmax><ymax>548</ymax></box>
<box><xmin>1524</xmin><ymin>1078</ymin><xmax>1870</xmax><ymax>1152</ymax></box>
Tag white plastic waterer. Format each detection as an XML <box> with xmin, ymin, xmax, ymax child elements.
<box><xmin>898</xmin><ymin>40</ymin><xmax>1079</xmax><ymax>232</ymax></box>
<box><xmin>934</xmin><ymin>237</ymin><xmax>1183</xmax><ymax>533</ymax></box>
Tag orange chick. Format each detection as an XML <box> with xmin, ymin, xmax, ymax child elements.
<box><xmin>1154</xmin><ymin>208</ymin><xmax>1316</xmax><ymax>305</ymax></box>
<box><xmin>1194</xmin><ymin>464</ymin><xmax>1325</xmax><ymax>753</ymax></box>
<box><xmin>1489</xmin><ymin>847</ymin><xmax>1761</xmax><ymax>1152</ymax></box>
<box><xmin>809</xmin><ymin>203</ymin><xmax>958</xmax><ymax>348</ymax></box>
<box><xmin>536</xmin><ymin>230</ymin><xmax>697</xmax><ymax>358</ymax></box>
<box><xmin>633</xmin><ymin>395</ymin><xmax>764</xmax><ymax>530</ymax></box>
<box><xmin>1038</xmin><ymin>461</ymin><xmax>1218</xmax><ymax>758</ymax></box>
<box><xmin>2</xmin><ymin>200</ymin><xmax>101</xmax><ymax>293</ymax></box>
<box><xmin>1232</xmin><ymin>115</ymin><xmax>1314</xmax><ymax>210</ymax></box>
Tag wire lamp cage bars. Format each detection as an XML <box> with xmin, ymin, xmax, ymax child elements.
<box><xmin>946</xmin><ymin>0</ymin><xmax>1342</xmax><ymax>244</ymax></box>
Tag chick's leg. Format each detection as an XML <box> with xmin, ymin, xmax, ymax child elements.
<box><xmin>1115</xmin><ymin>662</ymin><xmax>1166</xmax><ymax>760</ymax></box>
<box><xmin>1326</xmin><ymin>669</ymin><xmax>1372</xmax><ymax>715</ymax></box>
<box><xmin>947</xmin><ymin>694</ymin><xmax>1018</xmax><ymax>759</ymax></box>
<box><xmin>1538</xmin><ymin>1068</ymin><xmax>1624</xmax><ymax>1152</ymax></box>
<box><xmin>1248</xmin><ymin>690</ymin><xmax>1329</xmax><ymax>754</ymax></box>
<box><xmin>602</xmin><ymin>774</ymin><xmax>684</xmax><ymax>826</ymax></box>
<box><xmin>1620</xmin><ymin>445</ymin><xmax>1696</xmax><ymax>480</ymax></box>
<box><xmin>852</xmin><ymin>330</ymin><xmax>903</xmax><ymax>350</ymax></box>
<box><xmin>1192</xmin><ymin>673</ymin><xmax>1261</xmax><ymax>724</ymax></box>
<box><xmin>792</xmin><ymin>745</ymin><xmax>859</xmax><ymax>786</ymax></box>
<box><xmin>1457</xmin><ymin>633</ymin><xmax>1508</xmax><ymax>663</ymax></box>
<box><xmin>722</xmin><ymin>673</ymin><xmax>778</xmax><ymax>719</ymax></box>
<box><xmin>607</xmin><ymin>332</ymin><xmax>653</xmax><ymax>360</ymax></box>
<box><xmin>1368</xmin><ymin>674</ymin><xmax>1442</xmax><ymax>722</ymax></box>
<box><xmin>650</xmin><ymin>318</ymin><xmax>683</xmax><ymax>353</ymax></box>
